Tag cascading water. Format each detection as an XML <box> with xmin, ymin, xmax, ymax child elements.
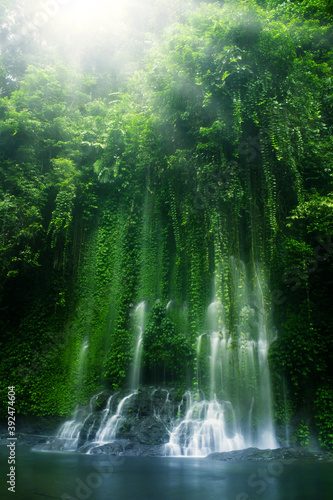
<box><xmin>67</xmin><ymin>302</ymin><xmax>146</xmax><ymax>452</ymax></box>
<box><xmin>196</xmin><ymin>334</ymin><xmax>204</xmax><ymax>389</ymax></box>
<box><xmin>131</xmin><ymin>301</ymin><xmax>146</xmax><ymax>390</ymax></box>
<box><xmin>165</xmin><ymin>260</ymin><xmax>278</xmax><ymax>456</ymax></box>
<box><xmin>165</xmin><ymin>391</ymin><xmax>245</xmax><ymax>457</ymax></box>
<box><xmin>39</xmin><ymin>387</ymin><xmax>179</xmax><ymax>455</ymax></box>
<box><xmin>55</xmin><ymin>392</ymin><xmax>101</xmax><ymax>451</ymax></box>
<box><xmin>42</xmin><ymin>261</ymin><xmax>278</xmax><ymax>458</ymax></box>
<box><xmin>97</xmin><ymin>393</ymin><xmax>117</xmax><ymax>432</ymax></box>
<box><xmin>45</xmin><ymin>391</ymin><xmax>138</xmax><ymax>453</ymax></box>
<box><xmin>254</xmin><ymin>272</ymin><xmax>277</xmax><ymax>449</ymax></box>
<box><xmin>94</xmin><ymin>392</ymin><xmax>137</xmax><ymax>443</ymax></box>
<box><xmin>283</xmin><ymin>378</ymin><xmax>291</xmax><ymax>446</ymax></box>
<box><xmin>76</xmin><ymin>339</ymin><xmax>89</xmax><ymax>395</ymax></box>
<box><xmin>56</xmin><ymin>411</ymin><xmax>85</xmax><ymax>450</ymax></box>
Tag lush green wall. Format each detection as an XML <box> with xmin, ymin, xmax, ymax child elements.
<box><xmin>0</xmin><ymin>0</ymin><xmax>333</xmax><ymax>448</ymax></box>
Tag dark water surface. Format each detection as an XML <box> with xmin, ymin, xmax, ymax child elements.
<box><xmin>1</xmin><ymin>445</ymin><xmax>333</xmax><ymax>500</ymax></box>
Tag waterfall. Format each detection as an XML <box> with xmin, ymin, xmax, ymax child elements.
<box><xmin>196</xmin><ymin>334</ymin><xmax>204</xmax><ymax>389</ymax></box>
<box><xmin>55</xmin><ymin>392</ymin><xmax>101</xmax><ymax>451</ymax></box>
<box><xmin>94</xmin><ymin>392</ymin><xmax>137</xmax><ymax>443</ymax></box>
<box><xmin>283</xmin><ymin>378</ymin><xmax>290</xmax><ymax>446</ymax></box>
<box><xmin>56</xmin><ymin>413</ymin><xmax>84</xmax><ymax>450</ymax></box>
<box><xmin>76</xmin><ymin>339</ymin><xmax>88</xmax><ymax>395</ymax></box>
<box><xmin>165</xmin><ymin>394</ymin><xmax>245</xmax><ymax>457</ymax></box>
<box><xmin>43</xmin><ymin>262</ymin><xmax>278</xmax><ymax>457</ymax></box>
<box><xmin>131</xmin><ymin>301</ymin><xmax>146</xmax><ymax>389</ymax></box>
<box><xmin>98</xmin><ymin>393</ymin><xmax>117</xmax><ymax>432</ymax></box>
<box><xmin>252</xmin><ymin>270</ymin><xmax>278</xmax><ymax>449</ymax></box>
<box><xmin>49</xmin><ymin>391</ymin><xmax>138</xmax><ymax>454</ymax></box>
<box><xmin>165</xmin><ymin>260</ymin><xmax>278</xmax><ymax>456</ymax></box>
<box><xmin>151</xmin><ymin>388</ymin><xmax>174</xmax><ymax>422</ymax></box>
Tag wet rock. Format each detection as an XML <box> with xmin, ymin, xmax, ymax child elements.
<box><xmin>130</xmin><ymin>416</ymin><xmax>169</xmax><ymax>445</ymax></box>
<box><xmin>74</xmin><ymin>387</ymin><xmax>176</xmax><ymax>448</ymax></box>
<box><xmin>77</xmin><ymin>412</ymin><xmax>105</xmax><ymax>448</ymax></box>
<box><xmin>82</xmin><ymin>439</ymin><xmax>166</xmax><ymax>457</ymax></box>
<box><xmin>206</xmin><ymin>447</ymin><xmax>333</xmax><ymax>462</ymax></box>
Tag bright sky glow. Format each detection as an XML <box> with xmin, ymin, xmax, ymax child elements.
<box><xmin>17</xmin><ymin>0</ymin><xmax>173</xmax><ymax>65</ymax></box>
<box><xmin>61</xmin><ymin>0</ymin><xmax>128</xmax><ymax>31</ymax></box>
<box><xmin>69</xmin><ymin>0</ymin><xmax>125</xmax><ymax>23</ymax></box>
<box><xmin>28</xmin><ymin>0</ymin><xmax>134</xmax><ymax>55</ymax></box>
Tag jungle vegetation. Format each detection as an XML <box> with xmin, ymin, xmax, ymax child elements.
<box><xmin>0</xmin><ymin>0</ymin><xmax>333</xmax><ymax>449</ymax></box>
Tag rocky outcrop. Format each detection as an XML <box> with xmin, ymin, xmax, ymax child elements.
<box><xmin>4</xmin><ymin>388</ymin><xmax>333</xmax><ymax>460</ymax></box>
<box><xmin>75</xmin><ymin>387</ymin><xmax>178</xmax><ymax>448</ymax></box>
<box><xmin>80</xmin><ymin>439</ymin><xmax>166</xmax><ymax>456</ymax></box>
<box><xmin>206</xmin><ymin>447</ymin><xmax>333</xmax><ymax>462</ymax></box>
<box><xmin>28</xmin><ymin>387</ymin><xmax>182</xmax><ymax>454</ymax></box>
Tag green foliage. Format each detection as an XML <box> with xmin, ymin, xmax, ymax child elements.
<box><xmin>143</xmin><ymin>302</ymin><xmax>193</xmax><ymax>382</ymax></box>
<box><xmin>103</xmin><ymin>329</ymin><xmax>132</xmax><ymax>390</ymax></box>
<box><xmin>315</xmin><ymin>385</ymin><xmax>333</xmax><ymax>449</ymax></box>
<box><xmin>267</xmin><ymin>0</ymin><xmax>333</xmax><ymax>23</ymax></box>
<box><xmin>295</xmin><ymin>420</ymin><xmax>310</xmax><ymax>448</ymax></box>
<box><xmin>269</xmin><ymin>309</ymin><xmax>328</xmax><ymax>399</ymax></box>
<box><xmin>0</xmin><ymin>63</ymin><xmax>110</xmax><ymax>280</ymax></box>
<box><xmin>0</xmin><ymin>0</ymin><xmax>332</xmax><ymax>444</ymax></box>
<box><xmin>288</xmin><ymin>194</ymin><xmax>333</xmax><ymax>237</ymax></box>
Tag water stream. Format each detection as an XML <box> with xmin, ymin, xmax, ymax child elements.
<box><xmin>165</xmin><ymin>261</ymin><xmax>278</xmax><ymax>456</ymax></box>
<box><xmin>131</xmin><ymin>301</ymin><xmax>146</xmax><ymax>390</ymax></box>
<box><xmin>56</xmin><ymin>392</ymin><xmax>101</xmax><ymax>450</ymax></box>
<box><xmin>50</xmin><ymin>261</ymin><xmax>278</xmax><ymax>457</ymax></box>
<box><xmin>76</xmin><ymin>338</ymin><xmax>89</xmax><ymax>397</ymax></box>
<box><xmin>94</xmin><ymin>392</ymin><xmax>137</xmax><ymax>444</ymax></box>
<box><xmin>165</xmin><ymin>392</ymin><xmax>245</xmax><ymax>457</ymax></box>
